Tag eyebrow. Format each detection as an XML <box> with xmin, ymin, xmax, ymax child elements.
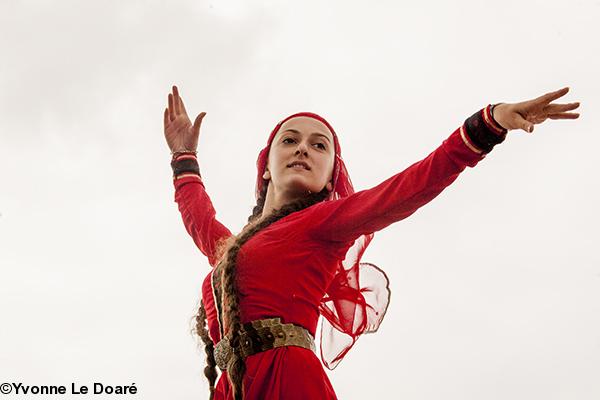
<box><xmin>282</xmin><ymin>129</ymin><xmax>332</xmax><ymax>144</ymax></box>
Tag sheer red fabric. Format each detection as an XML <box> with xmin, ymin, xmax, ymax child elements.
<box><xmin>254</xmin><ymin>112</ymin><xmax>391</xmax><ymax>369</ymax></box>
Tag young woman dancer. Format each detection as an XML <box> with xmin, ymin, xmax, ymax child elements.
<box><xmin>163</xmin><ymin>85</ymin><xmax>579</xmax><ymax>400</ymax></box>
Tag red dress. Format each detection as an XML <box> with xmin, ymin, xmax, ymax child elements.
<box><xmin>173</xmin><ymin>110</ymin><xmax>501</xmax><ymax>399</ymax></box>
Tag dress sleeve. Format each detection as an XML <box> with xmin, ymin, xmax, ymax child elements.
<box><xmin>173</xmin><ymin>174</ymin><xmax>233</xmax><ymax>268</ymax></box>
<box><xmin>307</xmin><ymin>105</ymin><xmax>508</xmax><ymax>244</ymax></box>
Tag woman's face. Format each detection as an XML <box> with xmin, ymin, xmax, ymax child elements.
<box><xmin>265</xmin><ymin>116</ymin><xmax>335</xmax><ymax>197</ymax></box>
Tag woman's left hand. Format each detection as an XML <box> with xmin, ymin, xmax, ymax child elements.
<box><xmin>492</xmin><ymin>87</ymin><xmax>580</xmax><ymax>133</ymax></box>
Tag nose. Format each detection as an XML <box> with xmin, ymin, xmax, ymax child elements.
<box><xmin>295</xmin><ymin>141</ymin><xmax>309</xmax><ymax>157</ymax></box>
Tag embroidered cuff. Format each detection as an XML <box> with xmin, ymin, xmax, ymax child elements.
<box><xmin>171</xmin><ymin>153</ymin><xmax>202</xmax><ymax>179</ymax></box>
<box><xmin>463</xmin><ymin>104</ymin><xmax>508</xmax><ymax>154</ymax></box>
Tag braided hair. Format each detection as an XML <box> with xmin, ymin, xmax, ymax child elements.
<box><xmin>194</xmin><ymin>183</ymin><xmax>330</xmax><ymax>399</ymax></box>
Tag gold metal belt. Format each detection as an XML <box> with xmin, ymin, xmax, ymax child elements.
<box><xmin>214</xmin><ymin>317</ymin><xmax>316</xmax><ymax>371</ymax></box>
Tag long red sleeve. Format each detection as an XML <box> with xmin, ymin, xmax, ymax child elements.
<box><xmin>305</xmin><ymin>123</ymin><xmax>491</xmax><ymax>244</ymax></box>
<box><xmin>173</xmin><ymin>176</ymin><xmax>232</xmax><ymax>267</ymax></box>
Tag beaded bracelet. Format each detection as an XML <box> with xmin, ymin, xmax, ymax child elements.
<box><xmin>486</xmin><ymin>103</ymin><xmax>508</xmax><ymax>134</ymax></box>
<box><xmin>490</xmin><ymin>103</ymin><xmax>500</xmax><ymax>123</ymax></box>
<box><xmin>170</xmin><ymin>148</ymin><xmax>198</xmax><ymax>156</ymax></box>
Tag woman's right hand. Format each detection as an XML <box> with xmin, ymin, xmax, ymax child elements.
<box><xmin>163</xmin><ymin>85</ymin><xmax>206</xmax><ymax>154</ymax></box>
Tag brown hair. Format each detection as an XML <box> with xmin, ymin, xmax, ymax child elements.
<box><xmin>193</xmin><ymin>183</ymin><xmax>330</xmax><ymax>399</ymax></box>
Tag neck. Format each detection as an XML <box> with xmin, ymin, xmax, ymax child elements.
<box><xmin>261</xmin><ymin>184</ymin><xmax>307</xmax><ymax>221</ymax></box>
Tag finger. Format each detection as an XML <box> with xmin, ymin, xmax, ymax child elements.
<box><xmin>164</xmin><ymin>108</ymin><xmax>169</xmax><ymax>131</ymax></box>
<box><xmin>168</xmin><ymin>93</ymin><xmax>175</xmax><ymax>121</ymax></box>
<box><xmin>545</xmin><ymin>102</ymin><xmax>580</xmax><ymax>114</ymax></box>
<box><xmin>514</xmin><ymin>112</ymin><xmax>535</xmax><ymax>133</ymax></box>
<box><xmin>193</xmin><ymin>112</ymin><xmax>207</xmax><ymax>134</ymax></box>
<box><xmin>173</xmin><ymin>86</ymin><xmax>181</xmax><ymax>115</ymax></box>
<box><xmin>534</xmin><ymin>87</ymin><xmax>570</xmax><ymax>105</ymax></box>
<box><xmin>548</xmin><ymin>112</ymin><xmax>580</xmax><ymax>120</ymax></box>
<box><xmin>178</xmin><ymin>94</ymin><xmax>188</xmax><ymax>116</ymax></box>
<box><xmin>173</xmin><ymin>85</ymin><xmax>189</xmax><ymax>116</ymax></box>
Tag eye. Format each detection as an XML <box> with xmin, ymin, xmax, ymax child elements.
<box><xmin>283</xmin><ymin>138</ymin><xmax>295</xmax><ymax>144</ymax></box>
<box><xmin>314</xmin><ymin>143</ymin><xmax>326</xmax><ymax>150</ymax></box>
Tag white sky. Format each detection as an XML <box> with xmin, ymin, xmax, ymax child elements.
<box><xmin>1</xmin><ymin>0</ymin><xmax>599</xmax><ymax>399</ymax></box>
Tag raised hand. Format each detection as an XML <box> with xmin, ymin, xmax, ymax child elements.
<box><xmin>163</xmin><ymin>85</ymin><xmax>206</xmax><ymax>154</ymax></box>
<box><xmin>492</xmin><ymin>87</ymin><xmax>580</xmax><ymax>134</ymax></box>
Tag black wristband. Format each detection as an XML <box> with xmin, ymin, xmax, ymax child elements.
<box><xmin>464</xmin><ymin>106</ymin><xmax>507</xmax><ymax>153</ymax></box>
<box><xmin>171</xmin><ymin>156</ymin><xmax>201</xmax><ymax>177</ymax></box>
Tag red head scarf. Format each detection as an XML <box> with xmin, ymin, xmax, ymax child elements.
<box><xmin>255</xmin><ymin>112</ymin><xmax>391</xmax><ymax>370</ymax></box>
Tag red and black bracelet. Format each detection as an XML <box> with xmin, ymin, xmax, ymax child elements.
<box><xmin>171</xmin><ymin>153</ymin><xmax>201</xmax><ymax>178</ymax></box>
<box><xmin>463</xmin><ymin>104</ymin><xmax>508</xmax><ymax>153</ymax></box>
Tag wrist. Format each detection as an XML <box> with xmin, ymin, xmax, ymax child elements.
<box><xmin>170</xmin><ymin>148</ymin><xmax>198</xmax><ymax>157</ymax></box>
<box><xmin>171</xmin><ymin>152</ymin><xmax>197</xmax><ymax>163</ymax></box>
<box><xmin>490</xmin><ymin>103</ymin><xmax>510</xmax><ymax>131</ymax></box>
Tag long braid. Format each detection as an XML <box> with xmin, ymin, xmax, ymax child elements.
<box><xmin>221</xmin><ymin>187</ymin><xmax>329</xmax><ymax>400</ymax></box>
<box><xmin>193</xmin><ymin>181</ymin><xmax>328</xmax><ymax>399</ymax></box>
<box><xmin>191</xmin><ymin>184</ymin><xmax>267</xmax><ymax>400</ymax></box>
<box><xmin>195</xmin><ymin>300</ymin><xmax>218</xmax><ymax>399</ymax></box>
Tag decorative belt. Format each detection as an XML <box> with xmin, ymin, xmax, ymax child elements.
<box><xmin>214</xmin><ymin>317</ymin><xmax>316</xmax><ymax>371</ymax></box>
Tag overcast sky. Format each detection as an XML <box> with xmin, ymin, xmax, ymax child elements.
<box><xmin>1</xmin><ymin>0</ymin><xmax>598</xmax><ymax>399</ymax></box>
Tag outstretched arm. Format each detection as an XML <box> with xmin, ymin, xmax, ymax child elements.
<box><xmin>307</xmin><ymin>87</ymin><xmax>580</xmax><ymax>244</ymax></box>
<box><xmin>164</xmin><ymin>85</ymin><xmax>232</xmax><ymax>267</ymax></box>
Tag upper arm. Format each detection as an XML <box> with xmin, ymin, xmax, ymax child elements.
<box><xmin>173</xmin><ymin>175</ymin><xmax>233</xmax><ymax>267</ymax></box>
<box><xmin>306</xmin><ymin>124</ymin><xmax>488</xmax><ymax>244</ymax></box>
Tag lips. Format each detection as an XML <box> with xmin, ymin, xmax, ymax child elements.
<box><xmin>287</xmin><ymin>161</ymin><xmax>311</xmax><ymax>170</ymax></box>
